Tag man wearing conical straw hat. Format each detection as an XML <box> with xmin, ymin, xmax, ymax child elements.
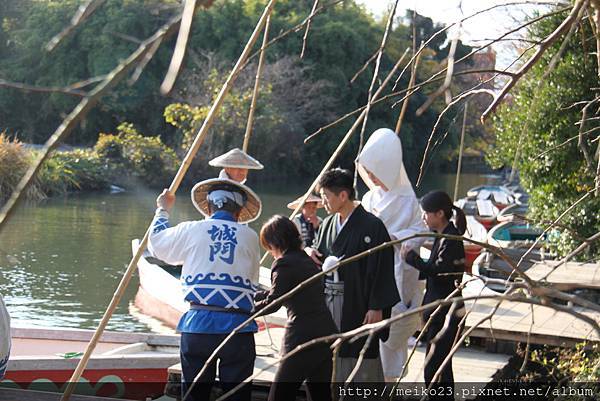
<box><xmin>148</xmin><ymin>178</ymin><xmax>262</xmax><ymax>401</ymax></box>
<box><xmin>209</xmin><ymin>148</ymin><xmax>263</xmax><ymax>184</ymax></box>
<box><xmin>287</xmin><ymin>194</ymin><xmax>323</xmax><ymax>248</ymax></box>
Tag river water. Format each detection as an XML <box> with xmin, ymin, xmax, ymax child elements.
<box><xmin>0</xmin><ymin>173</ymin><xmax>497</xmax><ymax>332</ymax></box>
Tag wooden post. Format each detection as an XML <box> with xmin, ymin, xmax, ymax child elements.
<box><xmin>243</xmin><ymin>14</ymin><xmax>271</xmax><ymax>152</ymax></box>
<box><xmin>453</xmin><ymin>101</ymin><xmax>468</xmax><ymax>202</ymax></box>
<box><xmin>60</xmin><ymin>2</ymin><xmax>278</xmax><ymax>400</ymax></box>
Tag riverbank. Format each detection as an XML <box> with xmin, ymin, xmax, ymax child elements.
<box><xmin>0</xmin><ymin>126</ymin><xmax>177</xmax><ymax>205</ymax></box>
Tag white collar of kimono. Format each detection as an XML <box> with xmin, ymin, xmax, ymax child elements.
<box><xmin>336</xmin><ymin>203</ymin><xmax>358</xmax><ymax>233</ymax></box>
<box><xmin>356</xmin><ymin>128</ymin><xmax>414</xmax><ymax>197</ymax></box>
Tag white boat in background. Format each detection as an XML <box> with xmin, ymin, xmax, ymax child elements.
<box><xmin>132</xmin><ymin>240</ymin><xmax>287</xmax><ymax>331</ymax></box>
<box><xmin>466</xmin><ymin>185</ymin><xmax>517</xmax><ymax>209</ymax></box>
<box><xmin>496</xmin><ymin>203</ymin><xmax>529</xmax><ymax>223</ymax></box>
<box><xmin>463</xmin><ymin>216</ymin><xmax>488</xmax><ymax>273</ymax></box>
<box><xmin>455</xmin><ymin>198</ymin><xmax>499</xmax><ymax>230</ymax></box>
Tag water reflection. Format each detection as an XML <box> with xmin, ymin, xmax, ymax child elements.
<box><xmin>0</xmin><ymin>173</ymin><xmax>496</xmax><ymax>332</ymax></box>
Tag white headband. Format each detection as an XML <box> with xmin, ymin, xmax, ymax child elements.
<box><xmin>208</xmin><ymin>190</ymin><xmax>245</xmax><ymax>209</ymax></box>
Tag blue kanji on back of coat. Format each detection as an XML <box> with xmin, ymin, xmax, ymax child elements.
<box><xmin>208</xmin><ymin>224</ymin><xmax>238</xmax><ymax>264</ymax></box>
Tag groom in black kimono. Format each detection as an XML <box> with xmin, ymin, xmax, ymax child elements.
<box><xmin>306</xmin><ymin>168</ymin><xmax>400</xmax><ymax>383</ymax></box>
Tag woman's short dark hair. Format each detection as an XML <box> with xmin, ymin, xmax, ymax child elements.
<box><xmin>317</xmin><ymin>168</ymin><xmax>356</xmax><ymax>200</ymax></box>
<box><xmin>420</xmin><ymin>190</ymin><xmax>467</xmax><ymax>235</ymax></box>
<box><xmin>260</xmin><ymin>215</ymin><xmax>303</xmax><ymax>252</ymax></box>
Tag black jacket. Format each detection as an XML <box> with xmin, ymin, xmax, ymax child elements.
<box><xmin>314</xmin><ymin>204</ymin><xmax>399</xmax><ymax>358</ymax></box>
<box><xmin>254</xmin><ymin>249</ymin><xmax>338</xmax><ymax>354</ymax></box>
<box><xmin>405</xmin><ymin>222</ymin><xmax>465</xmax><ymax>320</ymax></box>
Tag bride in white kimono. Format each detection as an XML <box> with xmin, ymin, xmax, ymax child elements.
<box><xmin>356</xmin><ymin>128</ymin><xmax>427</xmax><ymax>381</ymax></box>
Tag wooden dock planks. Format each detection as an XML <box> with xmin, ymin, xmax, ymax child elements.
<box><xmin>166</xmin><ymin>328</ymin><xmax>511</xmax><ymax>400</ymax></box>
<box><xmin>465</xmin><ymin>299</ymin><xmax>600</xmax><ymax>347</ymax></box>
<box><xmin>525</xmin><ymin>262</ymin><xmax>600</xmax><ymax>290</ymax></box>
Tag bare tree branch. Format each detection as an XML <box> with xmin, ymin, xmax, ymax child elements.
<box><xmin>46</xmin><ymin>0</ymin><xmax>107</xmax><ymax>52</ymax></box>
<box><xmin>354</xmin><ymin>0</ymin><xmax>400</xmax><ymax>187</ymax></box>
<box><xmin>481</xmin><ymin>0</ymin><xmax>587</xmax><ymax>121</ymax></box>
<box><xmin>160</xmin><ymin>0</ymin><xmax>198</xmax><ymax>95</ymax></box>
<box><xmin>416</xmin><ymin>89</ymin><xmax>495</xmax><ymax>187</ymax></box>
<box><xmin>300</xmin><ymin>0</ymin><xmax>320</xmax><ymax>59</ymax></box>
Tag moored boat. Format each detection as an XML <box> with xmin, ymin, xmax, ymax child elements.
<box><xmin>471</xmin><ymin>247</ymin><xmax>548</xmax><ymax>292</ymax></box>
<box><xmin>463</xmin><ymin>216</ymin><xmax>488</xmax><ymax>273</ymax></box>
<box><xmin>487</xmin><ymin>220</ymin><xmax>545</xmax><ymax>249</ymax></box>
<box><xmin>466</xmin><ymin>185</ymin><xmax>516</xmax><ymax>209</ymax></box>
<box><xmin>496</xmin><ymin>202</ymin><xmax>529</xmax><ymax>223</ymax></box>
<box><xmin>132</xmin><ymin>240</ymin><xmax>287</xmax><ymax>331</ymax></box>
<box><xmin>2</xmin><ymin>326</ymin><xmax>179</xmax><ymax>400</ymax></box>
<box><xmin>455</xmin><ymin>198</ymin><xmax>499</xmax><ymax>230</ymax></box>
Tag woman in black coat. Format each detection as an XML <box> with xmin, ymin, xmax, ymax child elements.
<box><xmin>401</xmin><ymin>191</ymin><xmax>467</xmax><ymax>400</ymax></box>
<box><xmin>255</xmin><ymin>215</ymin><xmax>338</xmax><ymax>401</ymax></box>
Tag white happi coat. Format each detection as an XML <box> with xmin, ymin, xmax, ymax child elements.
<box><xmin>148</xmin><ymin>211</ymin><xmax>260</xmax><ymax>315</ymax></box>
<box><xmin>357</xmin><ymin>128</ymin><xmax>427</xmax><ymax>376</ymax></box>
<box><xmin>0</xmin><ymin>294</ymin><xmax>10</xmax><ymax>379</ymax></box>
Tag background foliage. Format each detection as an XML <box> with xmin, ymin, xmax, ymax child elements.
<box><xmin>489</xmin><ymin>10</ymin><xmax>600</xmax><ymax>259</ymax></box>
<box><xmin>0</xmin><ymin>0</ymin><xmax>477</xmax><ymax>183</ymax></box>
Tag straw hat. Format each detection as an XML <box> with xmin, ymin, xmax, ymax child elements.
<box><xmin>208</xmin><ymin>148</ymin><xmax>264</xmax><ymax>170</ymax></box>
<box><xmin>191</xmin><ymin>178</ymin><xmax>262</xmax><ymax>224</ymax></box>
<box><xmin>287</xmin><ymin>194</ymin><xmax>323</xmax><ymax>210</ymax></box>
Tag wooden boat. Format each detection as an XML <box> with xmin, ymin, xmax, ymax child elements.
<box><xmin>463</xmin><ymin>216</ymin><xmax>488</xmax><ymax>273</ymax></box>
<box><xmin>471</xmin><ymin>248</ymin><xmax>548</xmax><ymax>292</ymax></box>
<box><xmin>487</xmin><ymin>220</ymin><xmax>544</xmax><ymax>249</ymax></box>
<box><xmin>455</xmin><ymin>198</ymin><xmax>499</xmax><ymax>230</ymax></box>
<box><xmin>2</xmin><ymin>326</ymin><xmax>180</xmax><ymax>400</ymax></box>
<box><xmin>466</xmin><ymin>185</ymin><xmax>516</xmax><ymax>210</ymax></box>
<box><xmin>132</xmin><ymin>240</ymin><xmax>287</xmax><ymax>331</ymax></box>
<box><xmin>496</xmin><ymin>202</ymin><xmax>529</xmax><ymax>223</ymax></box>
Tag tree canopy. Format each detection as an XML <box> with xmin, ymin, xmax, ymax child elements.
<box><xmin>0</xmin><ymin>0</ymin><xmax>478</xmax><ymax>181</ymax></box>
<box><xmin>489</xmin><ymin>10</ymin><xmax>600</xmax><ymax>258</ymax></box>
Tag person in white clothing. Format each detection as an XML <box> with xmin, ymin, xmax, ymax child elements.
<box><xmin>0</xmin><ymin>294</ymin><xmax>10</xmax><ymax>380</ymax></box>
<box><xmin>356</xmin><ymin>128</ymin><xmax>428</xmax><ymax>382</ymax></box>
<box><xmin>148</xmin><ymin>177</ymin><xmax>262</xmax><ymax>401</ymax></box>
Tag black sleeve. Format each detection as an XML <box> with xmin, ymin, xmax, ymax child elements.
<box><xmin>253</xmin><ymin>263</ymin><xmax>293</xmax><ymax>315</ymax></box>
<box><xmin>405</xmin><ymin>239</ymin><xmax>464</xmax><ymax>278</ymax></box>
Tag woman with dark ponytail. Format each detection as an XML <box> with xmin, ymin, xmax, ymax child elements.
<box><xmin>401</xmin><ymin>190</ymin><xmax>466</xmax><ymax>399</ymax></box>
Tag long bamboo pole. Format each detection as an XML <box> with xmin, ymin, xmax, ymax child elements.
<box><xmin>453</xmin><ymin>101</ymin><xmax>468</xmax><ymax>202</ymax></box>
<box><xmin>258</xmin><ymin>47</ymin><xmax>410</xmax><ymax>266</ymax></box>
<box><xmin>60</xmin><ymin>2</ymin><xmax>277</xmax><ymax>400</ymax></box>
<box><xmin>394</xmin><ymin>50</ymin><xmax>421</xmax><ymax>135</ymax></box>
<box><xmin>243</xmin><ymin>14</ymin><xmax>271</xmax><ymax>152</ymax></box>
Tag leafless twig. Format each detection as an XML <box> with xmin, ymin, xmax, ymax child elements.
<box><xmin>300</xmin><ymin>0</ymin><xmax>320</xmax><ymax>59</ymax></box>
<box><xmin>46</xmin><ymin>0</ymin><xmax>107</xmax><ymax>52</ymax></box>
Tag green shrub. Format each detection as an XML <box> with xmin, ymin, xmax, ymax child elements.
<box><xmin>0</xmin><ymin>133</ymin><xmax>45</xmax><ymax>204</ymax></box>
<box><xmin>39</xmin><ymin>149</ymin><xmax>109</xmax><ymax>195</ymax></box>
<box><xmin>514</xmin><ymin>344</ymin><xmax>600</xmax><ymax>400</ymax></box>
<box><xmin>93</xmin><ymin>122</ymin><xmax>178</xmax><ymax>187</ymax></box>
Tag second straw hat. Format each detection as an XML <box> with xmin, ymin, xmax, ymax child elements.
<box><xmin>208</xmin><ymin>148</ymin><xmax>264</xmax><ymax>170</ymax></box>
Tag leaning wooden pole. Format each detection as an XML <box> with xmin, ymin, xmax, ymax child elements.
<box><xmin>259</xmin><ymin>47</ymin><xmax>410</xmax><ymax>265</ymax></box>
<box><xmin>243</xmin><ymin>13</ymin><xmax>271</xmax><ymax>152</ymax></box>
<box><xmin>60</xmin><ymin>2</ymin><xmax>277</xmax><ymax>400</ymax></box>
<box><xmin>453</xmin><ymin>101</ymin><xmax>468</xmax><ymax>202</ymax></box>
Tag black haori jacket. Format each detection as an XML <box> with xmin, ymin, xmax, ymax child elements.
<box><xmin>254</xmin><ymin>249</ymin><xmax>338</xmax><ymax>354</ymax></box>
<box><xmin>405</xmin><ymin>222</ymin><xmax>465</xmax><ymax>322</ymax></box>
<box><xmin>315</xmin><ymin>204</ymin><xmax>400</xmax><ymax>359</ymax></box>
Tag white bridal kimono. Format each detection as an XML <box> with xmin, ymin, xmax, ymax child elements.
<box><xmin>357</xmin><ymin>128</ymin><xmax>427</xmax><ymax>378</ymax></box>
<box><xmin>0</xmin><ymin>294</ymin><xmax>10</xmax><ymax>379</ymax></box>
